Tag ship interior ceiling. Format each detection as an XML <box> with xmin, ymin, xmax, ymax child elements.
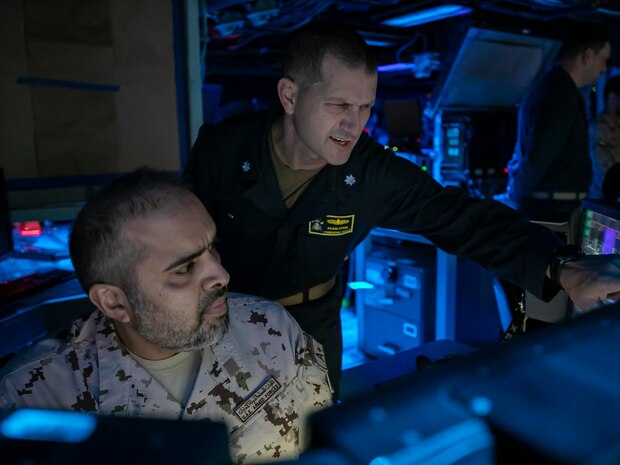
<box><xmin>202</xmin><ymin>0</ymin><xmax>620</xmax><ymax>196</ymax></box>
<box><xmin>202</xmin><ymin>0</ymin><xmax>620</xmax><ymax>108</ymax></box>
<box><xmin>3</xmin><ymin>0</ymin><xmax>620</xmax><ymax>463</ymax></box>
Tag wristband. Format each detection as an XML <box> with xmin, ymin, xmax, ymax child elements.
<box><xmin>549</xmin><ymin>245</ymin><xmax>584</xmax><ymax>289</ymax></box>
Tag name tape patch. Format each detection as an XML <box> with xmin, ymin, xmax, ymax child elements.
<box><xmin>234</xmin><ymin>376</ymin><xmax>282</xmax><ymax>422</ymax></box>
<box><xmin>308</xmin><ymin>215</ymin><xmax>355</xmax><ymax>236</ymax></box>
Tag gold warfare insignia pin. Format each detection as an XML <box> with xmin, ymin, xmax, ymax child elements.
<box><xmin>308</xmin><ymin>215</ymin><xmax>355</xmax><ymax>236</ymax></box>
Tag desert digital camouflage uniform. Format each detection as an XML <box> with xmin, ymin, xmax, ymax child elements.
<box><xmin>0</xmin><ymin>294</ymin><xmax>332</xmax><ymax>464</ymax></box>
<box><xmin>590</xmin><ymin>112</ymin><xmax>620</xmax><ymax>198</ymax></box>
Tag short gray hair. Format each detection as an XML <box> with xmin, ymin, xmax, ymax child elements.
<box><xmin>69</xmin><ymin>167</ymin><xmax>190</xmax><ymax>293</ymax></box>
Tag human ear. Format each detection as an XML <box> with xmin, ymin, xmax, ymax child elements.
<box><xmin>277</xmin><ymin>77</ymin><xmax>298</xmax><ymax>114</ymax></box>
<box><xmin>89</xmin><ymin>284</ymin><xmax>132</xmax><ymax>323</ymax></box>
<box><xmin>582</xmin><ymin>48</ymin><xmax>594</xmax><ymax>65</ymax></box>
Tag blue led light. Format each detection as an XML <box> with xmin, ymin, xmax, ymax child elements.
<box><xmin>377</xmin><ymin>62</ymin><xmax>417</xmax><ymax>73</ymax></box>
<box><xmin>381</xmin><ymin>4</ymin><xmax>473</xmax><ymax>28</ymax></box>
<box><xmin>347</xmin><ymin>281</ymin><xmax>374</xmax><ymax>290</ymax></box>
<box><xmin>1</xmin><ymin>409</ymin><xmax>97</xmax><ymax>443</ymax></box>
<box><xmin>370</xmin><ymin>457</ymin><xmax>391</xmax><ymax>465</ymax></box>
<box><xmin>364</xmin><ymin>39</ymin><xmax>397</xmax><ymax>47</ymax></box>
<box><xmin>470</xmin><ymin>396</ymin><xmax>493</xmax><ymax>416</ymax></box>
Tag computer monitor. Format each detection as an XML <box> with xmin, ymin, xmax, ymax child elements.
<box><xmin>383</xmin><ymin>99</ymin><xmax>423</xmax><ymax>152</ymax></box>
<box><xmin>309</xmin><ymin>301</ymin><xmax>620</xmax><ymax>465</ymax></box>
<box><xmin>0</xmin><ymin>169</ymin><xmax>14</xmax><ymax>261</ymax></box>
<box><xmin>526</xmin><ymin>199</ymin><xmax>620</xmax><ymax>322</ymax></box>
<box><xmin>0</xmin><ymin>410</ymin><xmax>232</xmax><ymax>465</ymax></box>
<box><xmin>578</xmin><ymin>200</ymin><xmax>620</xmax><ymax>256</ymax></box>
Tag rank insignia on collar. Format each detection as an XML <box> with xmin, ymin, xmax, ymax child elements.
<box><xmin>344</xmin><ymin>174</ymin><xmax>356</xmax><ymax>186</ymax></box>
<box><xmin>241</xmin><ymin>161</ymin><xmax>251</xmax><ymax>173</ymax></box>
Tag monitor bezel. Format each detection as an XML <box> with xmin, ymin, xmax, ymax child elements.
<box><xmin>0</xmin><ymin>168</ymin><xmax>14</xmax><ymax>261</ymax></box>
<box><xmin>578</xmin><ymin>199</ymin><xmax>620</xmax><ymax>254</ymax></box>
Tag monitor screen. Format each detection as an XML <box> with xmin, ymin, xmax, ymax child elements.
<box><xmin>0</xmin><ymin>169</ymin><xmax>14</xmax><ymax>260</ymax></box>
<box><xmin>383</xmin><ymin>99</ymin><xmax>423</xmax><ymax>151</ymax></box>
<box><xmin>579</xmin><ymin>200</ymin><xmax>620</xmax><ymax>256</ymax></box>
<box><xmin>0</xmin><ymin>411</ymin><xmax>231</xmax><ymax>465</ymax></box>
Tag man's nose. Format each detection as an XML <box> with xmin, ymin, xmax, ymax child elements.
<box><xmin>201</xmin><ymin>254</ymin><xmax>230</xmax><ymax>291</ymax></box>
<box><xmin>341</xmin><ymin>106</ymin><xmax>363</xmax><ymax>134</ymax></box>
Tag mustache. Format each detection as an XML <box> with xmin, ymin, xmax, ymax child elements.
<box><xmin>199</xmin><ymin>286</ymin><xmax>228</xmax><ymax>313</ymax></box>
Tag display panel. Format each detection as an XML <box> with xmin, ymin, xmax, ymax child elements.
<box><xmin>579</xmin><ymin>200</ymin><xmax>620</xmax><ymax>256</ymax></box>
<box><xmin>0</xmin><ymin>169</ymin><xmax>14</xmax><ymax>260</ymax></box>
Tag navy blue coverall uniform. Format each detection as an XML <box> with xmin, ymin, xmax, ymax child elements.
<box><xmin>185</xmin><ymin>110</ymin><xmax>564</xmax><ymax>396</ymax></box>
<box><xmin>507</xmin><ymin>66</ymin><xmax>592</xmax><ymax>222</ymax></box>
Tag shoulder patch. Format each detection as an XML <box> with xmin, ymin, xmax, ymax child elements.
<box><xmin>309</xmin><ymin>339</ymin><xmax>328</xmax><ymax>372</ymax></box>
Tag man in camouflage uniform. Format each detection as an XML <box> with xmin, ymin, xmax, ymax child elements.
<box><xmin>0</xmin><ymin>169</ymin><xmax>332</xmax><ymax>464</ymax></box>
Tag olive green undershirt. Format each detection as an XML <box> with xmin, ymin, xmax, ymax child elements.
<box><xmin>269</xmin><ymin>127</ymin><xmax>322</xmax><ymax>208</ymax></box>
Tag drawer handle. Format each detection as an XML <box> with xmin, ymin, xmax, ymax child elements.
<box><xmin>377</xmin><ymin>343</ymin><xmax>399</xmax><ymax>355</ymax></box>
<box><xmin>403</xmin><ymin>322</ymin><xmax>417</xmax><ymax>338</ymax></box>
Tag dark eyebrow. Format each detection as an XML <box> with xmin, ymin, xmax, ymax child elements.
<box><xmin>325</xmin><ymin>98</ymin><xmax>375</xmax><ymax>106</ymax></box>
<box><xmin>163</xmin><ymin>246</ymin><xmax>206</xmax><ymax>272</ymax></box>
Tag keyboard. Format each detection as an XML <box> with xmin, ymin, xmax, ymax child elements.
<box><xmin>0</xmin><ymin>269</ymin><xmax>77</xmax><ymax>304</ymax></box>
<box><xmin>12</xmin><ymin>246</ymin><xmax>70</xmax><ymax>261</ymax></box>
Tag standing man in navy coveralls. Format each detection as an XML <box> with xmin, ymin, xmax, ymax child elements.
<box><xmin>504</xmin><ymin>27</ymin><xmax>611</xmax><ymax>222</ymax></box>
<box><xmin>185</xmin><ymin>22</ymin><xmax>620</xmax><ymax>398</ymax></box>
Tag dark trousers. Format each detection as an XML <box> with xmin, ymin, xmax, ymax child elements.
<box><xmin>285</xmin><ymin>278</ymin><xmax>344</xmax><ymax>400</ymax></box>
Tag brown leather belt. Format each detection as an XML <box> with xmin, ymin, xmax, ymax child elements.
<box><xmin>276</xmin><ymin>276</ymin><xmax>337</xmax><ymax>307</ymax></box>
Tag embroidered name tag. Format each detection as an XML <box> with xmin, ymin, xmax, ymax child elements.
<box><xmin>234</xmin><ymin>376</ymin><xmax>282</xmax><ymax>422</ymax></box>
<box><xmin>308</xmin><ymin>215</ymin><xmax>355</xmax><ymax>236</ymax></box>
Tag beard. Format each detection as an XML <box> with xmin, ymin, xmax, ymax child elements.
<box><xmin>128</xmin><ymin>285</ymin><xmax>229</xmax><ymax>352</ymax></box>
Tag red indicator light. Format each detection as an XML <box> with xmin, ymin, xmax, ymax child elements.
<box><xmin>18</xmin><ymin>221</ymin><xmax>42</xmax><ymax>237</ymax></box>
<box><xmin>503</xmin><ymin>168</ymin><xmax>509</xmax><ymax>174</ymax></box>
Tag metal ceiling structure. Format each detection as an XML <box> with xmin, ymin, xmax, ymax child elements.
<box><xmin>198</xmin><ymin>0</ymin><xmax>620</xmax><ymax>111</ymax></box>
